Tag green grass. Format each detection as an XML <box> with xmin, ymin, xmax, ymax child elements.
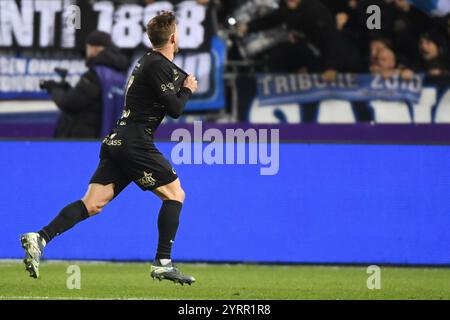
<box><xmin>0</xmin><ymin>261</ymin><xmax>449</xmax><ymax>300</ymax></box>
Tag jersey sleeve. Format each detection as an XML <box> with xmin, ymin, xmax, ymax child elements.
<box><xmin>147</xmin><ymin>60</ymin><xmax>192</xmax><ymax>118</ymax></box>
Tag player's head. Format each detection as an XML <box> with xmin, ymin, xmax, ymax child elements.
<box><xmin>85</xmin><ymin>30</ymin><xmax>112</xmax><ymax>60</ymax></box>
<box><xmin>146</xmin><ymin>11</ymin><xmax>179</xmax><ymax>54</ymax></box>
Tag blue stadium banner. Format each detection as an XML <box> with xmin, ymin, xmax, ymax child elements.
<box><xmin>0</xmin><ymin>0</ymin><xmax>225</xmax><ymax>111</ymax></box>
<box><xmin>256</xmin><ymin>73</ymin><xmax>424</xmax><ymax>106</ymax></box>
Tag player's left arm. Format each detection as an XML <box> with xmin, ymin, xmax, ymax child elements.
<box><xmin>150</xmin><ymin>62</ymin><xmax>194</xmax><ymax>119</ymax></box>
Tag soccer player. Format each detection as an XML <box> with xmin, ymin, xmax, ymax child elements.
<box><xmin>20</xmin><ymin>12</ymin><xmax>198</xmax><ymax>285</ymax></box>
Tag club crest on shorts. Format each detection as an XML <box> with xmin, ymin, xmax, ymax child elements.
<box><xmin>136</xmin><ymin>171</ymin><xmax>156</xmax><ymax>187</ymax></box>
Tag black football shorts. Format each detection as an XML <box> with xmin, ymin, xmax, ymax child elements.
<box><xmin>89</xmin><ymin>125</ymin><xmax>178</xmax><ymax>197</ymax></box>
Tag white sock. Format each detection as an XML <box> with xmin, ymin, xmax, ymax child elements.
<box><xmin>159</xmin><ymin>259</ymin><xmax>171</xmax><ymax>266</ymax></box>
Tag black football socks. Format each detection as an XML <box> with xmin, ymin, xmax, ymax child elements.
<box><xmin>37</xmin><ymin>199</ymin><xmax>182</xmax><ymax>261</ymax></box>
<box><xmin>155</xmin><ymin>200</ymin><xmax>183</xmax><ymax>260</ymax></box>
<box><xmin>38</xmin><ymin>200</ymin><xmax>90</xmax><ymax>244</ymax></box>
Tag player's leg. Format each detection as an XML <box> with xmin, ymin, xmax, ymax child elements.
<box><xmin>39</xmin><ymin>183</ymin><xmax>115</xmax><ymax>243</ymax></box>
<box><xmin>20</xmin><ymin>183</ymin><xmax>115</xmax><ymax>278</ymax></box>
<box><xmin>124</xmin><ymin>142</ymin><xmax>194</xmax><ymax>284</ymax></box>
<box><xmin>149</xmin><ymin>178</ymin><xmax>195</xmax><ymax>285</ymax></box>
<box><xmin>81</xmin><ymin>183</ymin><xmax>116</xmax><ymax>216</ymax></box>
<box><xmin>153</xmin><ymin>177</ymin><xmax>185</xmax><ymax>202</ymax></box>
<box><xmin>21</xmin><ymin>148</ymin><xmax>131</xmax><ymax>279</ymax></box>
<box><xmin>152</xmin><ymin>178</ymin><xmax>185</xmax><ymax>262</ymax></box>
<box><xmin>129</xmin><ymin>146</ymin><xmax>186</xmax><ymax>265</ymax></box>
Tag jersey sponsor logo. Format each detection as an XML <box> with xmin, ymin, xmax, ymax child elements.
<box><xmin>136</xmin><ymin>171</ymin><xmax>156</xmax><ymax>188</ymax></box>
<box><xmin>161</xmin><ymin>83</ymin><xmax>175</xmax><ymax>92</ymax></box>
<box><xmin>105</xmin><ymin>140</ymin><xmax>122</xmax><ymax>146</ymax></box>
<box><xmin>102</xmin><ymin>133</ymin><xmax>123</xmax><ymax>146</ymax></box>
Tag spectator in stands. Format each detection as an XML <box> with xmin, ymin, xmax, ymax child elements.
<box><xmin>416</xmin><ymin>31</ymin><xmax>449</xmax><ymax>76</ymax></box>
<box><xmin>368</xmin><ymin>37</ymin><xmax>416</xmax><ymax>80</ymax></box>
<box><xmin>227</xmin><ymin>0</ymin><xmax>448</xmax><ymax>76</ymax></box>
<box><xmin>40</xmin><ymin>31</ymin><xmax>129</xmax><ymax>138</ymax></box>
<box><xmin>391</xmin><ymin>0</ymin><xmax>431</xmax><ymax>67</ymax></box>
<box><xmin>237</xmin><ymin>0</ymin><xmax>361</xmax><ymax>74</ymax></box>
<box><xmin>370</xmin><ymin>47</ymin><xmax>398</xmax><ymax>78</ymax></box>
<box><xmin>368</xmin><ymin>37</ymin><xmax>393</xmax><ymax>67</ymax></box>
<box><xmin>322</xmin><ymin>0</ymin><xmax>360</xmax><ymax>36</ymax></box>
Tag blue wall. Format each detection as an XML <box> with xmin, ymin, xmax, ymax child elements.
<box><xmin>1</xmin><ymin>142</ymin><xmax>450</xmax><ymax>265</ymax></box>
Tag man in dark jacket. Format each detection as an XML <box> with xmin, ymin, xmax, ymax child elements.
<box><xmin>41</xmin><ymin>31</ymin><xmax>129</xmax><ymax>138</ymax></box>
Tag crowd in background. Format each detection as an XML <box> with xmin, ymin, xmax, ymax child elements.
<box><xmin>215</xmin><ymin>0</ymin><xmax>450</xmax><ymax>78</ymax></box>
<box><xmin>101</xmin><ymin>0</ymin><xmax>450</xmax><ymax>77</ymax></box>
<box><xmin>5</xmin><ymin>0</ymin><xmax>449</xmax><ymax>139</ymax></box>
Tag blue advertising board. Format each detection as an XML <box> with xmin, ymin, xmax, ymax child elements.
<box><xmin>1</xmin><ymin>141</ymin><xmax>449</xmax><ymax>265</ymax></box>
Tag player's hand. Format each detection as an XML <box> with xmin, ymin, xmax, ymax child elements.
<box><xmin>183</xmin><ymin>74</ymin><xmax>198</xmax><ymax>94</ymax></box>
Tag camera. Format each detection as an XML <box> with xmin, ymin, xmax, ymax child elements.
<box><xmin>39</xmin><ymin>68</ymin><xmax>69</xmax><ymax>91</ymax></box>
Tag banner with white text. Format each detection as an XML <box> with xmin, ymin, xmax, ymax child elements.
<box><xmin>241</xmin><ymin>74</ymin><xmax>450</xmax><ymax>124</ymax></box>
<box><xmin>0</xmin><ymin>0</ymin><xmax>225</xmax><ymax>111</ymax></box>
